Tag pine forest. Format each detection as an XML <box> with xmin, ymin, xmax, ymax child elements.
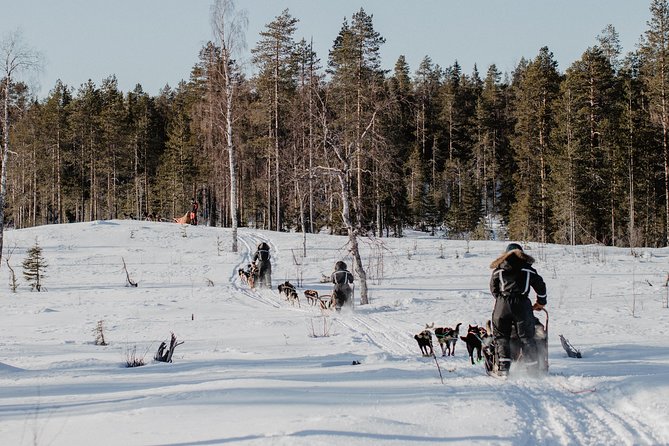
<box><xmin>4</xmin><ymin>1</ymin><xmax>669</xmax><ymax>248</ymax></box>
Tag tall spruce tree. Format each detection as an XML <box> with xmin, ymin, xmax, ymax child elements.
<box><xmin>413</xmin><ymin>56</ymin><xmax>443</xmax><ymax>195</ymax></box>
<box><xmin>550</xmin><ymin>47</ymin><xmax>619</xmax><ymax>244</ymax></box>
<box><xmin>620</xmin><ymin>52</ymin><xmax>660</xmax><ymax>246</ymax></box>
<box><xmin>99</xmin><ymin>76</ymin><xmax>128</xmax><ymax>220</ymax></box>
<box><xmin>439</xmin><ymin>64</ymin><xmax>480</xmax><ymax>236</ymax></box>
<box><xmin>328</xmin><ymin>8</ymin><xmax>386</xmax><ymax>228</ymax></box>
<box><xmin>550</xmin><ymin>74</ymin><xmax>581</xmax><ymax>245</ymax></box>
<box><xmin>155</xmin><ymin>83</ymin><xmax>196</xmax><ymax>220</ymax></box>
<box><xmin>639</xmin><ymin>0</ymin><xmax>669</xmax><ymax>245</ymax></box>
<box><xmin>126</xmin><ymin>84</ymin><xmax>160</xmax><ymax>220</ymax></box>
<box><xmin>509</xmin><ymin>47</ymin><xmax>561</xmax><ymax>243</ymax></box>
<box><xmin>381</xmin><ymin>55</ymin><xmax>413</xmax><ymax>234</ymax></box>
<box><xmin>476</xmin><ymin>64</ymin><xmax>508</xmax><ymax>228</ymax></box>
<box><xmin>67</xmin><ymin>80</ymin><xmax>102</xmax><ymax>222</ymax></box>
<box><xmin>40</xmin><ymin>81</ymin><xmax>71</xmax><ymax>224</ymax></box>
<box><xmin>597</xmin><ymin>24</ymin><xmax>623</xmax><ymax>73</ymax></box>
<box><xmin>251</xmin><ymin>9</ymin><xmax>299</xmax><ymax>231</ymax></box>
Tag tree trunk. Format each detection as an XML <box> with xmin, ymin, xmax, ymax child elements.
<box><xmin>274</xmin><ymin>44</ymin><xmax>281</xmax><ymax>232</ymax></box>
<box><xmin>337</xmin><ymin>163</ymin><xmax>369</xmax><ymax>305</ymax></box>
<box><xmin>225</xmin><ymin>60</ymin><xmax>239</xmax><ymax>252</ymax></box>
<box><xmin>0</xmin><ymin>78</ymin><xmax>10</xmax><ymax>261</ymax></box>
<box><xmin>308</xmin><ymin>42</ymin><xmax>315</xmax><ymax>234</ymax></box>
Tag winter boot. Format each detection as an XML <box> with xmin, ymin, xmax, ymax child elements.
<box><xmin>495</xmin><ymin>357</ymin><xmax>511</xmax><ymax>377</ymax></box>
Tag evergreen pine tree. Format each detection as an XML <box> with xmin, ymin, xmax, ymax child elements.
<box><xmin>476</xmin><ymin>64</ymin><xmax>510</xmax><ymax>223</ymax></box>
<box><xmin>22</xmin><ymin>239</ymin><xmax>47</xmax><ymax>291</ymax></box>
<box><xmin>382</xmin><ymin>55</ymin><xmax>414</xmax><ymax>233</ymax></box>
<box><xmin>550</xmin><ymin>47</ymin><xmax>620</xmax><ymax>244</ymax></box>
<box><xmin>620</xmin><ymin>52</ymin><xmax>661</xmax><ymax>246</ymax></box>
<box><xmin>39</xmin><ymin>80</ymin><xmax>72</xmax><ymax>225</ymax></box>
<box><xmin>251</xmin><ymin>9</ymin><xmax>299</xmax><ymax>231</ymax></box>
<box><xmin>508</xmin><ymin>47</ymin><xmax>561</xmax><ymax>242</ymax></box>
<box><xmin>328</xmin><ymin>8</ymin><xmax>386</xmax><ymax>228</ymax></box>
<box><xmin>639</xmin><ymin>0</ymin><xmax>669</xmax><ymax>245</ymax></box>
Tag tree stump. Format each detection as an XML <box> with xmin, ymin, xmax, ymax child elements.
<box><xmin>154</xmin><ymin>333</ymin><xmax>183</xmax><ymax>363</ymax></box>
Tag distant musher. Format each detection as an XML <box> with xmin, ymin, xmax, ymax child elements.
<box><xmin>331</xmin><ymin>261</ymin><xmax>354</xmax><ymax>311</ymax></box>
<box><xmin>252</xmin><ymin>242</ymin><xmax>272</xmax><ymax>289</ymax></box>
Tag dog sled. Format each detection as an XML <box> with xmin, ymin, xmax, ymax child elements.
<box><xmin>483</xmin><ymin>309</ymin><xmax>549</xmax><ymax>378</ymax></box>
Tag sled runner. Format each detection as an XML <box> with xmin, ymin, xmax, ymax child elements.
<box><xmin>483</xmin><ymin>309</ymin><xmax>549</xmax><ymax>377</ymax></box>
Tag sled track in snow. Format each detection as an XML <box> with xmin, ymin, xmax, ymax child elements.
<box><xmin>491</xmin><ymin>374</ymin><xmax>660</xmax><ymax>445</ymax></box>
<box><xmin>234</xmin><ymin>233</ymin><xmax>281</xmax><ymax>309</ymax></box>
<box><xmin>335</xmin><ymin>312</ymin><xmax>416</xmax><ymax>357</ymax></box>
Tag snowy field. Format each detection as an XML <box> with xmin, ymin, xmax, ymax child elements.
<box><xmin>0</xmin><ymin>220</ymin><xmax>668</xmax><ymax>445</ymax></box>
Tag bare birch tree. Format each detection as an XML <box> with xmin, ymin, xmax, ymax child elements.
<box><xmin>320</xmin><ymin>105</ymin><xmax>383</xmax><ymax>305</ymax></box>
<box><xmin>1</xmin><ymin>30</ymin><xmax>40</xmax><ymax>266</ymax></box>
<box><xmin>211</xmin><ymin>0</ymin><xmax>247</xmax><ymax>253</ymax></box>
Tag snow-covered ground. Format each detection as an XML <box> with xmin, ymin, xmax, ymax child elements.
<box><xmin>0</xmin><ymin>220</ymin><xmax>668</xmax><ymax>445</ymax></box>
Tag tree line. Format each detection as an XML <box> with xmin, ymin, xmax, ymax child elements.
<box><xmin>3</xmin><ymin>1</ymin><xmax>669</xmax><ymax>248</ymax></box>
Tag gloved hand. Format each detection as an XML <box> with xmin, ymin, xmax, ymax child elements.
<box><xmin>532</xmin><ymin>302</ymin><xmax>545</xmax><ymax>311</ymax></box>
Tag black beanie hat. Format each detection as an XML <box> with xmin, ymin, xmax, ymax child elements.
<box><xmin>505</xmin><ymin>243</ymin><xmax>523</xmax><ymax>252</ymax></box>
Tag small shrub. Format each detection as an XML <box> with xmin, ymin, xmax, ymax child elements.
<box><xmin>93</xmin><ymin>320</ymin><xmax>108</xmax><ymax>346</ymax></box>
<box><xmin>125</xmin><ymin>345</ymin><xmax>146</xmax><ymax>368</ymax></box>
<box><xmin>308</xmin><ymin>316</ymin><xmax>333</xmax><ymax>338</ymax></box>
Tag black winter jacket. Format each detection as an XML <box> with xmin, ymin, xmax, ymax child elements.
<box><xmin>253</xmin><ymin>242</ymin><xmax>271</xmax><ymax>263</ymax></box>
<box><xmin>490</xmin><ymin>249</ymin><xmax>547</xmax><ymax>305</ymax></box>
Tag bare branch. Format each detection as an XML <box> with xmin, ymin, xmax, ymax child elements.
<box><xmin>210</xmin><ymin>0</ymin><xmax>248</xmax><ymax>61</ymax></box>
<box><xmin>0</xmin><ymin>29</ymin><xmax>42</xmax><ymax>79</ymax></box>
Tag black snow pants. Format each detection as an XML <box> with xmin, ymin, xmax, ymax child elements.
<box><xmin>333</xmin><ymin>284</ymin><xmax>352</xmax><ymax>309</ymax></box>
<box><xmin>257</xmin><ymin>260</ymin><xmax>272</xmax><ymax>289</ymax></box>
<box><xmin>492</xmin><ymin>296</ymin><xmax>537</xmax><ymax>371</ymax></box>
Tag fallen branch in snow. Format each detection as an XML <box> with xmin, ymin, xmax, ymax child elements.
<box><xmin>122</xmin><ymin>257</ymin><xmax>138</xmax><ymax>287</ymax></box>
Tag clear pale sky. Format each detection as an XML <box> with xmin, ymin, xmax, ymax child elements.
<box><xmin>2</xmin><ymin>0</ymin><xmax>652</xmax><ymax>98</ymax></box>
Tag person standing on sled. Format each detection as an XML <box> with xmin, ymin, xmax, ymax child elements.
<box><xmin>252</xmin><ymin>242</ymin><xmax>272</xmax><ymax>288</ymax></box>
<box><xmin>190</xmin><ymin>199</ymin><xmax>199</xmax><ymax>226</ymax></box>
<box><xmin>489</xmin><ymin>243</ymin><xmax>547</xmax><ymax>376</ymax></box>
<box><xmin>331</xmin><ymin>261</ymin><xmax>354</xmax><ymax>311</ymax></box>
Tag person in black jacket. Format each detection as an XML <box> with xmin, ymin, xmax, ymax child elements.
<box><xmin>190</xmin><ymin>199</ymin><xmax>199</xmax><ymax>226</ymax></box>
<box><xmin>252</xmin><ymin>242</ymin><xmax>272</xmax><ymax>288</ymax></box>
<box><xmin>331</xmin><ymin>261</ymin><xmax>354</xmax><ymax>311</ymax></box>
<box><xmin>489</xmin><ymin>243</ymin><xmax>547</xmax><ymax>376</ymax></box>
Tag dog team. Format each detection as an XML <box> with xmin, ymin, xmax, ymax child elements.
<box><xmin>414</xmin><ymin>322</ymin><xmax>491</xmax><ymax>364</ymax></box>
<box><xmin>239</xmin><ymin>240</ymin><xmax>548</xmax><ymax>377</ymax></box>
<box><xmin>413</xmin><ymin>243</ymin><xmax>548</xmax><ymax>377</ymax></box>
<box><xmin>239</xmin><ymin>242</ymin><xmax>354</xmax><ymax>312</ymax></box>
